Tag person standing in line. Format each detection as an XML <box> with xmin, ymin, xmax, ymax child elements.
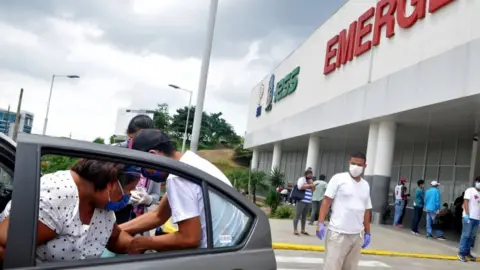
<box><xmin>411</xmin><ymin>180</ymin><xmax>425</xmax><ymax>235</ymax></box>
<box><xmin>308</xmin><ymin>174</ymin><xmax>327</xmax><ymax>225</ymax></box>
<box><xmin>393</xmin><ymin>178</ymin><xmax>408</xmax><ymax>228</ymax></box>
<box><xmin>316</xmin><ymin>152</ymin><xmax>372</xmax><ymax>270</ymax></box>
<box><xmin>457</xmin><ymin>177</ymin><xmax>480</xmax><ymax>262</ymax></box>
<box><xmin>424</xmin><ymin>180</ymin><xmax>445</xmax><ymax>240</ymax></box>
<box><xmin>293</xmin><ymin>170</ymin><xmax>315</xmax><ymax>236</ymax></box>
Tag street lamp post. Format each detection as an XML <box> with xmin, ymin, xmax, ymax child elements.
<box><xmin>42</xmin><ymin>75</ymin><xmax>80</xmax><ymax>135</ymax></box>
<box><xmin>168</xmin><ymin>84</ymin><xmax>193</xmax><ymax>153</ymax></box>
<box><xmin>189</xmin><ymin>0</ymin><xmax>219</xmax><ymax>153</ymax></box>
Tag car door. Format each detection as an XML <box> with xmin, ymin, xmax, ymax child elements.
<box><xmin>0</xmin><ymin>133</ymin><xmax>15</xmax><ymax>213</ymax></box>
<box><xmin>3</xmin><ymin>134</ymin><xmax>276</xmax><ymax>270</ymax></box>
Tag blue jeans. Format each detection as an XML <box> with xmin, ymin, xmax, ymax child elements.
<box><xmin>458</xmin><ymin>218</ymin><xmax>479</xmax><ymax>255</ymax></box>
<box><xmin>411</xmin><ymin>206</ymin><xmax>423</xmax><ymax>233</ymax></box>
<box><xmin>393</xmin><ymin>200</ymin><xmax>405</xmax><ymax>226</ymax></box>
<box><xmin>426</xmin><ymin>211</ymin><xmax>443</xmax><ymax>237</ymax></box>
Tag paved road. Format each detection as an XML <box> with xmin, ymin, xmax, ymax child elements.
<box><xmin>275</xmin><ymin>250</ymin><xmax>478</xmax><ymax>270</ymax></box>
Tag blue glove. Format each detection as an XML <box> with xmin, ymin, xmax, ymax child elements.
<box><xmin>362</xmin><ymin>233</ymin><xmax>371</xmax><ymax>249</ymax></box>
<box><xmin>316</xmin><ymin>222</ymin><xmax>325</xmax><ymax>240</ymax></box>
<box><xmin>463</xmin><ymin>214</ymin><xmax>470</xmax><ymax>223</ymax></box>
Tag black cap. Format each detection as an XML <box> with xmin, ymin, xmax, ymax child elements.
<box><xmin>130</xmin><ymin>129</ymin><xmax>171</xmax><ymax>152</ymax></box>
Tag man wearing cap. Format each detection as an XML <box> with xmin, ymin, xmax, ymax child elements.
<box><xmin>393</xmin><ymin>178</ymin><xmax>409</xmax><ymax>228</ymax></box>
<box><xmin>424</xmin><ymin>180</ymin><xmax>445</xmax><ymax>240</ymax></box>
<box><xmin>118</xmin><ymin>129</ymin><xmax>245</xmax><ymax>253</ymax></box>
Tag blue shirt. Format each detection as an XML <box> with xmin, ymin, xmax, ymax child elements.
<box><xmin>297</xmin><ymin>177</ymin><xmax>312</xmax><ymax>204</ymax></box>
<box><xmin>424</xmin><ymin>187</ymin><xmax>441</xmax><ymax>212</ymax></box>
<box><xmin>414</xmin><ymin>188</ymin><xmax>425</xmax><ymax>207</ymax></box>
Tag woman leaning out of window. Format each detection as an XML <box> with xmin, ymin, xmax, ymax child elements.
<box><xmin>0</xmin><ymin>159</ymin><xmax>141</xmax><ymax>262</ymax></box>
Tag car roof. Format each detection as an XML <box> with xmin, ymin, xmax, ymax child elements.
<box><xmin>0</xmin><ymin>132</ymin><xmax>16</xmax><ymax>148</ymax></box>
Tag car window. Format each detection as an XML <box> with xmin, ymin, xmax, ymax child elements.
<box><xmin>0</xmin><ymin>165</ymin><xmax>13</xmax><ymax>214</ymax></box>
<box><xmin>207</xmin><ymin>187</ymin><xmax>252</xmax><ymax>248</ymax></box>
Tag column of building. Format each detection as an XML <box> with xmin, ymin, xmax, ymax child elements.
<box><xmin>365</xmin><ymin>121</ymin><xmax>396</xmax><ymax>224</ymax></box>
<box><xmin>305</xmin><ymin>135</ymin><xmax>321</xmax><ymax>177</ymax></box>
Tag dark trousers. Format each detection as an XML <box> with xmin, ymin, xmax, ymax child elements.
<box><xmin>309</xmin><ymin>200</ymin><xmax>322</xmax><ymax>224</ymax></box>
<box><xmin>398</xmin><ymin>200</ymin><xmax>408</xmax><ymax>224</ymax></box>
<box><xmin>411</xmin><ymin>206</ymin><xmax>423</xmax><ymax>233</ymax></box>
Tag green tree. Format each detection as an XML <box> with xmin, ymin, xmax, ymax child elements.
<box><xmin>41</xmin><ymin>155</ymin><xmax>78</xmax><ymax>174</ymax></box>
<box><xmin>268</xmin><ymin>167</ymin><xmax>284</xmax><ymax>188</ymax></box>
<box><xmin>153</xmin><ymin>103</ymin><xmax>171</xmax><ymax>133</ymax></box>
<box><xmin>249</xmin><ymin>171</ymin><xmax>268</xmax><ymax>203</ymax></box>
<box><xmin>170</xmin><ymin>106</ymin><xmax>241</xmax><ymax>149</ymax></box>
<box><xmin>109</xmin><ymin>135</ymin><xmax>116</xmax><ymax>144</ymax></box>
<box><xmin>93</xmin><ymin>137</ymin><xmax>105</xmax><ymax>144</ymax></box>
<box><xmin>225</xmin><ymin>169</ymin><xmax>249</xmax><ymax>190</ymax></box>
<box><xmin>265</xmin><ymin>167</ymin><xmax>285</xmax><ymax>215</ymax></box>
<box><xmin>232</xmin><ymin>140</ymin><xmax>253</xmax><ymax>167</ymax></box>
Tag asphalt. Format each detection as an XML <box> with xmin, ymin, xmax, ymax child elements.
<box><xmin>269</xmin><ymin>219</ymin><xmax>476</xmax><ymax>260</ymax></box>
<box><xmin>274</xmin><ymin>250</ymin><xmax>479</xmax><ymax>270</ymax></box>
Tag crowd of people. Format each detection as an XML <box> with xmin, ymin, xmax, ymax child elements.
<box><xmin>392</xmin><ymin>176</ymin><xmax>479</xmax><ymax>262</ymax></box>
<box><xmin>0</xmin><ymin>115</ymin><xmax>245</xmax><ymax>263</ymax></box>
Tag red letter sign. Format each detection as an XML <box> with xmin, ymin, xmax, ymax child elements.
<box><xmin>354</xmin><ymin>7</ymin><xmax>375</xmax><ymax>57</ymax></box>
<box><xmin>397</xmin><ymin>0</ymin><xmax>426</xmax><ymax>28</ymax></box>
<box><xmin>324</xmin><ymin>35</ymin><xmax>339</xmax><ymax>75</ymax></box>
<box><xmin>429</xmin><ymin>0</ymin><xmax>454</xmax><ymax>14</ymax></box>
<box><xmin>373</xmin><ymin>0</ymin><xmax>397</xmax><ymax>46</ymax></box>
<box><xmin>336</xmin><ymin>21</ymin><xmax>358</xmax><ymax>68</ymax></box>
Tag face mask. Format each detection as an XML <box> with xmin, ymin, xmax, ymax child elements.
<box><xmin>475</xmin><ymin>183</ymin><xmax>480</xmax><ymax>189</ymax></box>
<box><xmin>141</xmin><ymin>168</ymin><xmax>167</xmax><ymax>183</ymax></box>
<box><xmin>349</xmin><ymin>164</ymin><xmax>364</xmax><ymax>178</ymax></box>
<box><xmin>104</xmin><ymin>180</ymin><xmax>131</xmax><ymax>212</ymax></box>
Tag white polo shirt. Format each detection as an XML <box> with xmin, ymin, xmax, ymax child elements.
<box><xmin>463</xmin><ymin>187</ymin><xmax>480</xmax><ymax>220</ymax></box>
<box><xmin>324</xmin><ymin>172</ymin><xmax>372</xmax><ymax>234</ymax></box>
<box><xmin>166</xmin><ymin>151</ymin><xmax>245</xmax><ymax>248</ymax></box>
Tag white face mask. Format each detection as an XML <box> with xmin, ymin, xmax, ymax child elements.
<box><xmin>349</xmin><ymin>164</ymin><xmax>364</xmax><ymax>178</ymax></box>
<box><xmin>475</xmin><ymin>182</ymin><xmax>480</xmax><ymax>189</ymax></box>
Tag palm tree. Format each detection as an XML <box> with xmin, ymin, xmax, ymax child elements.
<box><xmin>268</xmin><ymin>167</ymin><xmax>285</xmax><ymax>188</ymax></box>
<box><xmin>249</xmin><ymin>171</ymin><xmax>268</xmax><ymax>203</ymax></box>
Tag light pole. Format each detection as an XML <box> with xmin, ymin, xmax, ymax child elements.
<box><xmin>189</xmin><ymin>0</ymin><xmax>219</xmax><ymax>153</ymax></box>
<box><xmin>168</xmin><ymin>84</ymin><xmax>193</xmax><ymax>153</ymax></box>
<box><xmin>42</xmin><ymin>75</ymin><xmax>80</xmax><ymax>135</ymax></box>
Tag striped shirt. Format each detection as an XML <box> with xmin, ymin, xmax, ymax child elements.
<box><xmin>297</xmin><ymin>177</ymin><xmax>313</xmax><ymax>204</ymax></box>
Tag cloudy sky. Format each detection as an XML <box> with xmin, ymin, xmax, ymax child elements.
<box><xmin>0</xmin><ymin>0</ymin><xmax>346</xmax><ymax>141</ymax></box>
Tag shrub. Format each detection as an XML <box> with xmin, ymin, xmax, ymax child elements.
<box><xmin>274</xmin><ymin>205</ymin><xmax>294</xmax><ymax>219</ymax></box>
<box><xmin>265</xmin><ymin>188</ymin><xmax>281</xmax><ymax>215</ymax></box>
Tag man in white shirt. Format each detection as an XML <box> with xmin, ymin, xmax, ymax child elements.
<box><xmin>457</xmin><ymin>177</ymin><xmax>480</xmax><ymax>262</ymax></box>
<box><xmin>316</xmin><ymin>152</ymin><xmax>372</xmax><ymax>270</ymax></box>
<box><xmin>119</xmin><ymin>129</ymin><xmax>245</xmax><ymax>252</ymax></box>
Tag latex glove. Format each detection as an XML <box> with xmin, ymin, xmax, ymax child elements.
<box><xmin>129</xmin><ymin>195</ymin><xmax>141</xmax><ymax>206</ymax></box>
<box><xmin>362</xmin><ymin>233</ymin><xmax>371</xmax><ymax>249</ymax></box>
<box><xmin>316</xmin><ymin>222</ymin><xmax>325</xmax><ymax>240</ymax></box>
<box><xmin>463</xmin><ymin>214</ymin><xmax>471</xmax><ymax>223</ymax></box>
<box><xmin>131</xmin><ymin>189</ymin><xmax>153</xmax><ymax>206</ymax></box>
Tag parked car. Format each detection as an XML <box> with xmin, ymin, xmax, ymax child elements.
<box><xmin>0</xmin><ymin>134</ymin><xmax>276</xmax><ymax>269</ymax></box>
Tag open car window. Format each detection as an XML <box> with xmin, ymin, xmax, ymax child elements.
<box><xmin>2</xmin><ymin>134</ymin><xmax>273</xmax><ymax>270</ymax></box>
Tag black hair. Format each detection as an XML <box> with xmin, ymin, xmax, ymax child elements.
<box><xmin>476</xmin><ymin>176</ymin><xmax>480</xmax><ymax>182</ymax></box>
<box><xmin>417</xmin><ymin>180</ymin><xmax>425</xmax><ymax>186</ymax></box>
<box><xmin>319</xmin><ymin>174</ymin><xmax>326</xmax><ymax>180</ymax></box>
<box><xmin>350</xmin><ymin>152</ymin><xmax>366</xmax><ymax>162</ymax></box>
<box><xmin>152</xmin><ymin>141</ymin><xmax>177</xmax><ymax>157</ymax></box>
<box><xmin>304</xmin><ymin>170</ymin><xmax>313</xmax><ymax>176</ymax></box>
<box><xmin>71</xmin><ymin>159</ymin><xmax>136</xmax><ymax>191</ymax></box>
<box><xmin>442</xmin><ymin>203</ymin><xmax>449</xmax><ymax>208</ymax></box>
<box><xmin>126</xmin><ymin>115</ymin><xmax>153</xmax><ymax>135</ymax></box>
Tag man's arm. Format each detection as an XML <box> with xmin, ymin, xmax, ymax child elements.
<box><xmin>364</xmin><ymin>210</ymin><xmax>371</xmax><ymax>233</ymax></box>
<box><xmin>120</xmin><ymin>195</ymin><xmax>172</xmax><ymax>235</ymax></box>
<box><xmin>463</xmin><ymin>199</ymin><xmax>470</xmax><ymax>216</ymax></box>
<box><xmin>318</xmin><ymin>196</ymin><xmax>333</xmax><ymax>223</ymax></box>
<box><xmin>106</xmin><ymin>224</ymin><xmax>133</xmax><ymax>254</ymax></box>
<box><xmin>298</xmin><ymin>178</ymin><xmax>313</xmax><ymax>190</ymax></box>
<box><xmin>128</xmin><ymin>216</ymin><xmax>202</xmax><ymax>254</ymax></box>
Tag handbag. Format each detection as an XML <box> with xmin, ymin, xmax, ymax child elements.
<box><xmin>290</xmin><ymin>185</ymin><xmax>305</xmax><ymax>201</ymax></box>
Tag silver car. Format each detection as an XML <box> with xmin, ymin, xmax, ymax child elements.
<box><xmin>0</xmin><ymin>134</ymin><xmax>276</xmax><ymax>269</ymax></box>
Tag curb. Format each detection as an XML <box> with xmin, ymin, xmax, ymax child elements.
<box><xmin>272</xmin><ymin>243</ymin><xmax>478</xmax><ymax>261</ymax></box>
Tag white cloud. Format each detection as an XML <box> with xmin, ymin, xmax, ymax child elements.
<box><xmin>0</xmin><ymin>13</ymin><xmax>288</xmax><ymax>141</ymax></box>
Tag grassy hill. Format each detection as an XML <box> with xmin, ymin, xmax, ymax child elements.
<box><xmin>197</xmin><ymin>149</ymin><xmax>245</xmax><ymax>172</ymax></box>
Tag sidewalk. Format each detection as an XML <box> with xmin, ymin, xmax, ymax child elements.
<box><xmin>269</xmin><ymin>219</ymin><xmax>465</xmax><ymax>256</ymax></box>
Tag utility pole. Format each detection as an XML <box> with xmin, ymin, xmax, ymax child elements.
<box><xmin>189</xmin><ymin>0</ymin><xmax>219</xmax><ymax>153</ymax></box>
<box><xmin>12</xmin><ymin>88</ymin><xmax>24</xmax><ymax>141</ymax></box>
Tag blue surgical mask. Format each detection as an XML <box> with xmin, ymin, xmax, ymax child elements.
<box><xmin>141</xmin><ymin>168</ymin><xmax>167</xmax><ymax>183</ymax></box>
<box><xmin>105</xmin><ymin>180</ymin><xmax>131</xmax><ymax>212</ymax></box>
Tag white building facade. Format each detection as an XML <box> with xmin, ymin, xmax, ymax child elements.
<box><xmin>245</xmin><ymin>0</ymin><xmax>480</xmax><ymax>230</ymax></box>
